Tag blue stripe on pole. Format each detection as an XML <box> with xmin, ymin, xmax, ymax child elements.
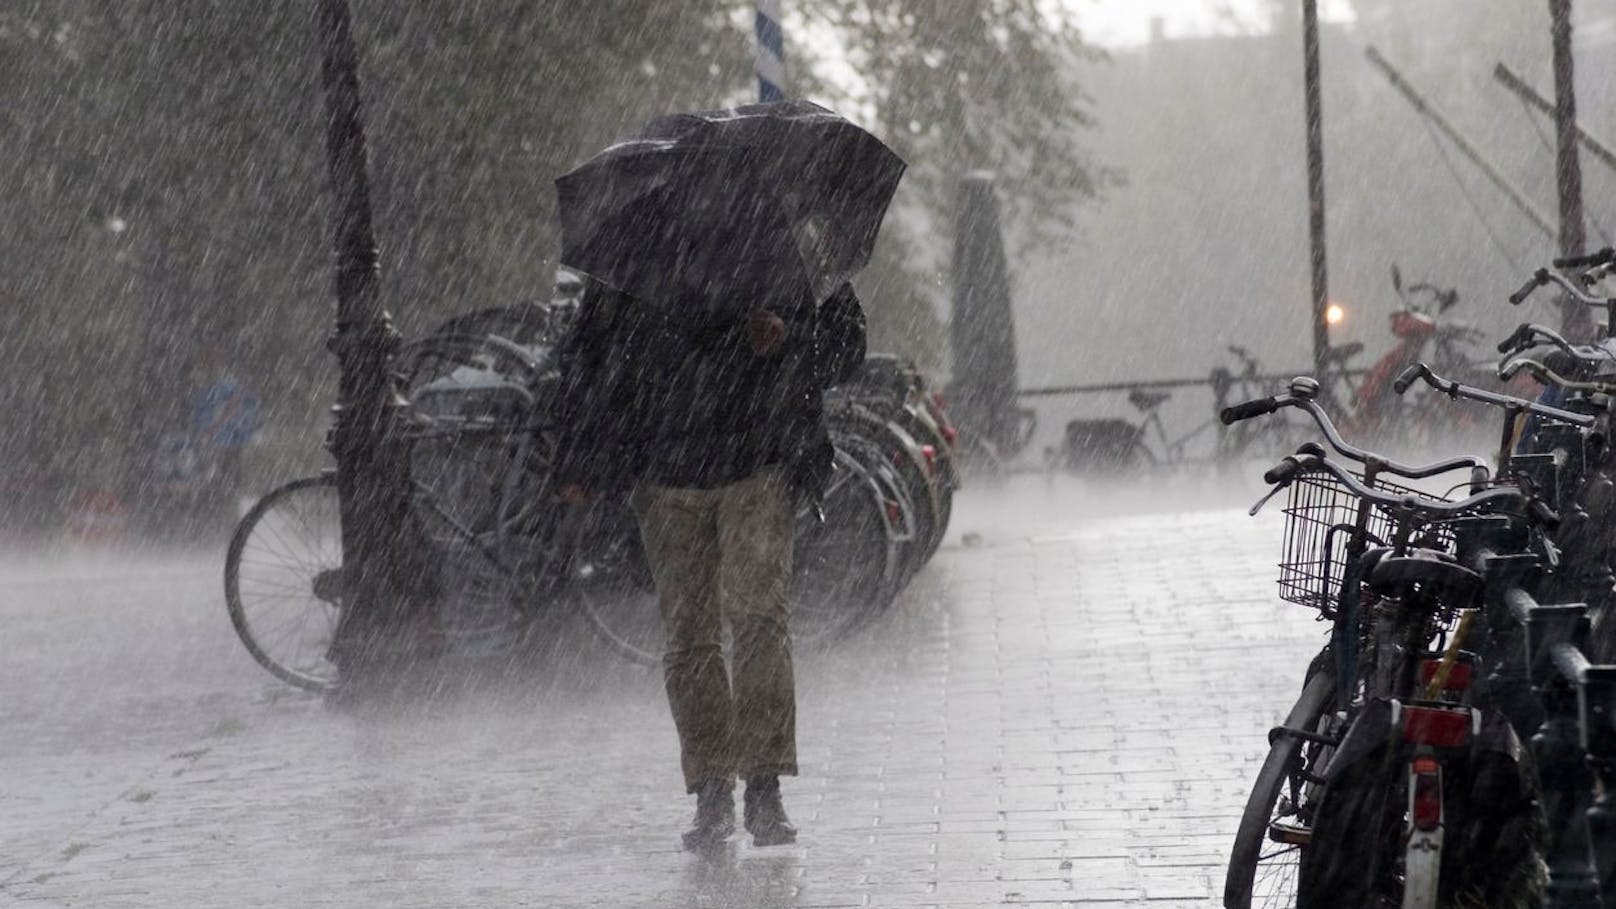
<box><xmin>756</xmin><ymin>5</ymin><xmax>785</xmax><ymax>101</ymax></box>
<box><xmin>756</xmin><ymin>12</ymin><xmax>783</xmax><ymax>54</ymax></box>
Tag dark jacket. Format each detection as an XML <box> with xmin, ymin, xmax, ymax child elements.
<box><xmin>551</xmin><ymin>279</ymin><xmax>866</xmax><ymax>500</ymax></box>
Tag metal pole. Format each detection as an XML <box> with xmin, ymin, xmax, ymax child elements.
<box><xmin>1302</xmin><ymin>0</ymin><xmax>1329</xmax><ymax>378</ymax></box>
<box><xmin>756</xmin><ymin>0</ymin><xmax>785</xmax><ymax>102</ymax></box>
<box><xmin>314</xmin><ymin>0</ymin><xmax>438</xmax><ymax>684</ymax></box>
<box><xmin>1551</xmin><ymin>0</ymin><xmax>1594</xmax><ymax>339</ymax></box>
<box><xmin>1494</xmin><ymin>63</ymin><xmax>1616</xmax><ymax>178</ymax></box>
<box><xmin>1366</xmin><ymin>46</ymin><xmax>1557</xmax><ymax>241</ymax></box>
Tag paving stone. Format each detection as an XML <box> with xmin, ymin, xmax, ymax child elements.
<box><xmin>0</xmin><ymin>482</ymin><xmax>1322</xmax><ymax>907</ymax></box>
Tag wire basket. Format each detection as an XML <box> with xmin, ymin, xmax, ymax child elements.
<box><xmin>1277</xmin><ymin>472</ymin><xmax>1457</xmax><ymax>612</ymax></box>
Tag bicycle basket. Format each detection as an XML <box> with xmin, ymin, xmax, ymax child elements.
<box><xmin>1277</xmin><ymin>472</ymin><xmax>1457</xmax><ymax>612</ymax></box>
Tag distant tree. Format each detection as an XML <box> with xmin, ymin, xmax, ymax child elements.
<box><xmin>0</xmin><ymin>0</ymin><xmax>1109</xmax><ymax>520</ymax></box>
<box><xmin>795</xmin><ymin>0</ymin><xmax>1113</xmax><ymax>260</ymax></box>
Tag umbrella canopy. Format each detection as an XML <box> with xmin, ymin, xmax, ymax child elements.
<box><xmin>555</xmin><ymin>100</ymin><xmax>905</xmax><ymax>319</ymax></box>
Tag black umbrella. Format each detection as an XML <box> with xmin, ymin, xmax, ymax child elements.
<box><xmin>555</xmin><ymin>100</ymin><xmax>905</xmax><ymax>319</ymax></box>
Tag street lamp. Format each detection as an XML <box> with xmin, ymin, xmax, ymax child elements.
<box><xmin>312</xmin><ymin>0</ymin><xmax>440</xmax><ymax>688</ymax></box>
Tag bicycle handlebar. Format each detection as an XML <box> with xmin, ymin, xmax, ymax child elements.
<box><xmin>1221</xmin><ymin>379</ymin><xmax>1487</xmax><ymax>477</ymax></box>
<box><xmin>1496</xmin><ymin>323</ymin><xmax>1616</xmax><ymax>373</ymax></box>
<box><xmin>1221</xmin><ymin>397</ymin><xmax>1281</xmax><ymax>423</ymax></box>
<box><xmin>1509</xmin><ymin>273</ymin><xmax>1544</xmax><ymax>306</ymax></box>
<box><xmin>1393</xmin><ymin>362</ymin><xmax>1596</xmax><ymax>427</ymax></box>
<box><xmin>1264</xmin><ymin>451</ymin><xmax>1525</xmax><ymax>518</ymax></box>
<box><xmin>1391</xmin><ymin>364</ymin><xmax>1423</xmax><ymax>396</ymax></box>
<box><xmin>1510</xmin><ymin>267</ymin><xmax>1616</xmax><ymax>308</ymax></box>
<box><xmin>1486</xmin><ymin>321</ymin><xmax>1577</xmax><ymax>357</ymax></box>
<box><xmin>1553</xmin><ymin>247</ymin><xmax>1616</xmax><ymax>270</ymax></box>
<box><xmin>1498</xmin><ymin>357</ymin><xmax>1616</xmax><ymax>397</ymax></box>
<box><xmin>1262</xmin><ymin>453</ymin><xmax>1307</xmax><ymax>486</ymax></box>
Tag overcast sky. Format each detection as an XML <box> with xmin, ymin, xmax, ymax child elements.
<box><xmin>1075</xmin><ymin>0</ymin><xmax>1356</xmax><ymax>47</ymax></box>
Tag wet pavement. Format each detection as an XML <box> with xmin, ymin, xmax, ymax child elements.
<box><xmin>1</xmin><ymin>478</ymin><xmax>1323</xmax><ymax>907</ymax></box>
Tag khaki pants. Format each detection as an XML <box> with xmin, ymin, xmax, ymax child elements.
<box><xmin>632</xmin><ymin>467</ymin><xmax>797</xmax><ymax>792</ymax></box>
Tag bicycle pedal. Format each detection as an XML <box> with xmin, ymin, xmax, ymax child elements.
<box><xmin>1267</xmin><ymin>821</ymin><xmax>1312</xmax><ymax>846</ymax></box>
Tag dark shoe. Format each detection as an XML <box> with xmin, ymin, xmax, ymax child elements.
<box><xmin>682</xmin><ymin>778</ymin><xmax>735</xmax><ymax>851</ymax></box>
<box><xmin>743</xmin><ymin>775</ymin><xmax>798</xmax><ymax>846</ymax></box>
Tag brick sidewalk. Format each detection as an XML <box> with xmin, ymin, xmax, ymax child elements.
<box><xmin>1</xmin><ymin>488</ymin><xmax>1323</xmax><ymax>907</ymax></box>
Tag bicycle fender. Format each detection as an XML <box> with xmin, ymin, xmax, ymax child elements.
<box><xmin>1322</xmin><ymin>698</ymin><xmax>1396</xmax><ymax>782</ymax></box>
<box><xmin>1470</xmin><ymin>707</ymin><xmax>1530</xmax><ymax>766</ymax></box>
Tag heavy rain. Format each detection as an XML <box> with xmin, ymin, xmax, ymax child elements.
<box><xmin>4</xmin><ymin>0</ymin><xmax>1616</xmax><ymax>906</ymax></box>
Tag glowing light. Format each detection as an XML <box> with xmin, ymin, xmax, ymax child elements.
<box><xmin>1325</xmin><ymin>302</ymin><xmax>1346</xmax><ymax>326</ymax></box>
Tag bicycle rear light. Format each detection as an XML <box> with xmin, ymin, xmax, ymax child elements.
<box><xmin>1418</xmin><ymin>658</ymin><xmax>1474</xmax><ymax>692</ymax></box>
<box><xmin>1399</xmin><ymin>704</ymin><xmax>1473</xmax><ymax>748</ymax></box>
<box><xmin>1410</xmin><ymin>756</ymin><xmax>1443</xmax><ymax>831</ymax></box>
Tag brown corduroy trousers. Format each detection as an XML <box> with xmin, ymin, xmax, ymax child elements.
<box><xmin>632</xmin><ymin>467</ymin><xmax>798</xmax><ymax>792</ymax></box>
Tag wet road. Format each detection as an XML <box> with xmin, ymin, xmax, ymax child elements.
<box><xmin>1</xmin><ymin>477</ymin><xmax>1321</xmax><ymax>907</ymax></box>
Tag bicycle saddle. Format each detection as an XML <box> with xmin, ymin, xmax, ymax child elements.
<box><xmin>1368</xmin><ymin>551</ymin><xmax>1482</xmax><ymax>607</ymax></box>
<box><xmin>1128</xmin><ymin>389</ymin><xmax>1171</xmax><ymax>413</ymax></box>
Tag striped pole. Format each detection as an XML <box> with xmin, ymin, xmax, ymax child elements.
<box><xmin>756</xmin><ymin>0</ymin><xmax>785</xmax><ymax>102</ymax></box>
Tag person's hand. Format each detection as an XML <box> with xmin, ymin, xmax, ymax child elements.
<box><xmin>558</xmin><ymin>483</ymin><xmax>593</xmax><ymax>505</ymax></box>
<box><xmin>745</xmin><ymin>309</ymin><xmax>786</xmax><ymax>356</ymax></box>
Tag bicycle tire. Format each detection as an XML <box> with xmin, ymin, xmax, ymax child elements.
<box><xmin>832</xmin><ymin>405</ymin><xmax>941</xmax><ymax>573</ymax></box>
<box><xmin>566</xmin><ymin>498</ymin><xmax>664</xmax><ymax>666</ymax></box>
<box><xmin>895</xmin><ymin>405</ymin><xmax>956</xmax><ymax>558</ymax></box>
<box><xmin>1224</xmin><ymin>668</ymin><xmax>1334</xmax><ymax>909</ymax></box>
<box><xmin>833</xmin><ymin>430</ymin><xmax>924</xmax><ymax>586</ymax></box>
<box><xmin>792</xmin><ymin>447</ymin><xmax>904</xmax><ymax>636</ymax></box>
<box><xmin>223</xmin><ymin>474</ymin><xmax>343</xmax><ymax>692</ymax></box>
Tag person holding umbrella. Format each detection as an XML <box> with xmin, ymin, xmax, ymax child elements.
<box><xmin>551</xmin><ymin>100</ymin><xmax>903</xmax><ymax>850</ymax></box>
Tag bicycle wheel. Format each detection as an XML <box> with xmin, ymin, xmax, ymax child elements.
<box><xmin>832</xmin><ymin>405</ymin><xmax>941</xmax><ymax>573</ymax></box>
<box><xmin>223</xmin><ymin>475</ymin><xmax>342</xmax><ymax>692</ymax></box>
<box><xmin>833</xmin><ymin>430</ymin><xmax>923</xmax><ymax>586</ymax></box>
<box><xmin>1225</xmin><ymin>668</ymin><xmax>1335</xmax><ymax>909</ymax></box>
<box><xmin>568</xmin><ymin>498</ymin><xmax>664</xmax><ymax>666</ymax></box>
<box><xmin>792</xmin><ymin>448</ymin><xmax>903</xmax><ymax>641</ymax></box>
<box><xmin>896</xmin><ymin>404</ymin><xmax>956</xmax><ymax>558</ymax></box>
<box><xmin>1300</xmin><ymin>727</ymin><xmax>1546</xmax><ymax>909</ymax></box>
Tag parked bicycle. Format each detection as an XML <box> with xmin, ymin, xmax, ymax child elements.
<box><xmin>224</xmin><ymin>312</ymin><xmax>954</xmax><ymax>690</ymax></box>
<box><xmin>1052</xmin><ymin>347</ymin><xmax>1301</xmax><ymax>475</ymax></box>
<box><xmin>1220</xmin><ymin>376</ymin><xmax>1560</xmax><ymax>909</ymax></box>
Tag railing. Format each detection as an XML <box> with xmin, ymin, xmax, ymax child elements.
<box><xmin>1018</xmin><ymin>368</ymin><xmax>1367</xmax><ymax>467</ymax></box>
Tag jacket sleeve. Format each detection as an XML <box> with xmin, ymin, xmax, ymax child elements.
<box><xmin>815</xmin><ymin>282</ymin><xmax>867</xmax><ymax>390</ymax></box>
<box><xmin>548</xmin><ymin>282</ymin><xmax>649</xmax><ymax>491</ymax></box>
